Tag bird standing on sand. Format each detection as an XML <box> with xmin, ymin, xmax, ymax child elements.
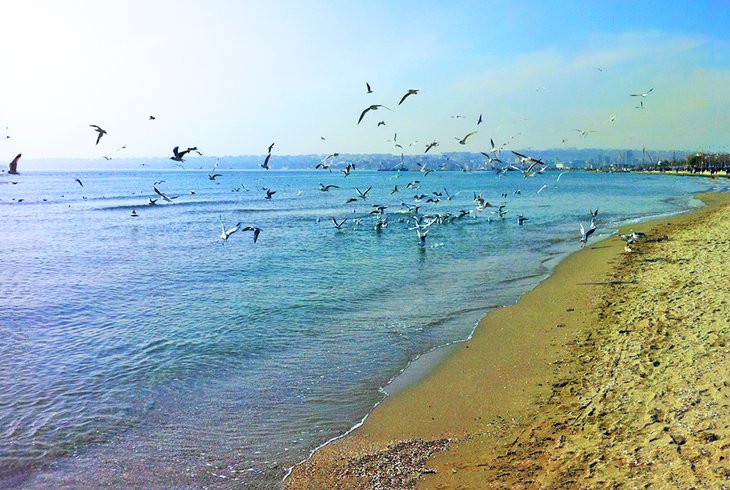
<box><xmin>89</xmin><ymin>125</ymin><xmax>107</xmax><ymax>145</ymax></box>
<box><xmin>398</xmin><ymin>89</ymin><xmax>418</xmax><ymax>105</ymax></box>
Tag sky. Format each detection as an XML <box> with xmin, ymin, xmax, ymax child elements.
<box><xmin>1</xmin><ymin>0</ymin><xmax>729</xmax><ymax>160</ymax></box>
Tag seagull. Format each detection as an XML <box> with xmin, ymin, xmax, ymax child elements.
<box><xmin>456</xmin><ymin>131</ymin><xmax>477</xmax><ymax>145</ymax></box>
<box><xmin>170</xmin><ymin>146</ymin><xmax>194</xmax><ymax>162</ymax></box>
<box><xmin>153</xmin><ymin>180</ymin><xmax>166</xmax><ymax>185</ymax></box>
<box><xmin>103</xmin><ymin>156</ymin><xmax>112</xmax><ymax>160</ymax></box>
<box><xmin>316</xmin><ymin>153</ymin><xmax>339</xmax><ymax>170</ymax></box>
<box><xmin>148</xmin><ymin>115</ymin><xmax>156</xmax><ymax>120</ymax></box>
<box><xmin>220</xmin><ymin>220</ymin><xmax>242</xmax><ymax>241</ymax></box>
<box><xmin>319</xmin><ymin>183</ymin><xmax>340</xmax><ymax>192</ymax></box>
<box><xmin>398</xmin><ymin>89</ymin><xmax>418</xmax><ymax>105</ymax></box>
<box><xmin>477</xmin><ymin>114</ymin><xmax>483</xmax><ymax>125</ymax></box>
<box><xmin>75</xmin><ymin>178</ymin><xmax>83</xmax><ymax>187</ymax></box>
<box><xmin>331</xmin><ymin>217</ymin><xmax>348</xmax><ymax>230</ymax></box>
<box><xmin>556</xmin><ymin>172</ymin><xmax>566</xmax><ymax>182</ymax></box>
<box><xmin>268</xmin><ymin>142</ymin><xmax>275</xmax><ymax>153</ymax></box>
<box><xmin>574</xmin><ymin>129</ymin><xmax>597</xmax><ymax>137</ymax></box>
<box><xmin>241</xmin><ymin>226</ymin><xmax>262</xmax><ymax>243</ymax></box>
<box><xmin>635</xmin><ymin>101</ymin><xmax>644</xmax><ymax>110</ymax></box>
<box><xmin>260</xmin><ymin>152</ymin><xmax>272</xmax><ymax>170</ymax></box>
<box><xmin>153</xmin><ymin>186</ymin><xmax>179</xmax><ymax>202</ymax></box>
<box><xmin>358</xmin><ymin>105</ymin><xmax>391</xmax><ymax>125</ymax></box>
<box><xmin>366</xmin><ymin>82</ymin><xmax>373</xmax><ymax>94</ymax></box>
<box><xmin>630</xmin><ymin>88</ymin><xmax>653</xmax><ymax>97</ymax></box>
<box><xmin>517</xmin><ymin>214</ymin><xmax>528</xmax><ymax>225</ymax></box>
<box><xmin>131</xmin><ymin>209</ymin><xmax>138</xmax><ymax>217</ymax></box>
<box><xmin>263</xmin><ymin>187</ymin><xmax>276</xmax><ymax>199</ymax></box>
<box><xmin>579</xmin><ymin>222</ymin><xmax>597</xmax><ymax>247</ymax></box>
<box><xmin>424</xmin><ymin>141</ymin><xmax>439</xmax><ymax>153</ymax></box>
<box><xmin>355</xmin><ymin>186</ymin><xmax>372</xmax><ymax>199</ymax></box>
<box><xmin>148</xmin><ymin>198</ymin><xmax>158</xmax><ymax>205</ymax></box>
<box><xmin>208</xmin><ymin>173</ymin><xmax>223</xmax><ymax>181</ymax></box>
<box><xmin>416</xmin><ymin>228</ymin><xmax>428</xmax><ymax>247</ymax></box>
<box><xmin>89</xmin><ymin>125</ymin><xmax>107</xmax><ymax>145</ymax></box>
<box><xmin>607</xmin><ymin>115</ymin><xmax>616</xmax><ymax>123</ymax></box>
<box><xmin>341</xmin><ymin>163</ymin><xmax>355</xmax><ymax>177</ymax></box>
<box><xmin>7</xmin><ymin>153</ymin><xmax>20</xmax><ymax>175</ymax></box>
<box><xmin>537</xmin><ymin>184</ymin><xmax>548</xmax><ymax>194</ymax></box>
<box><xmin>377</xmin><ymin>121</ymin><xmax>386</xmax><ymax>127</ymax></box>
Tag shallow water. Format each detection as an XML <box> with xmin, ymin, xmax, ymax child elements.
<box><xmin>0</xmin><ymin>169</ymin><xmax>722</xmax><ymax>487</ymax></box>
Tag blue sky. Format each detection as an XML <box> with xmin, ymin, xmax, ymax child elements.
<box><xmin>1</xmin><ymin>0</ymin><xmax>728</xmax><ymax>160</ymax></box>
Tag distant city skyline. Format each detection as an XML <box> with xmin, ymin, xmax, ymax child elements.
<box><xmin>1</xmin><ymin>0</ymin><xmax>728</xmax><ymax>160</ymax></box>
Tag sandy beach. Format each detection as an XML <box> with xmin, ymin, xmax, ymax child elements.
<box><xmin>286</xmin><ymin>192</ymin><xmax>730</xmax><ymax>489</ymax></box>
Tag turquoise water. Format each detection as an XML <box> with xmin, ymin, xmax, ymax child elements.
<box><xmin>0</xmin><ymin>169</ymin><xmax>723</xmax><ymax>488</ymax></box>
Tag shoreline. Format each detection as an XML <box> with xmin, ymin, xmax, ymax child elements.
<box><xmin>285</xmin><ymin>191</ymin><xmax>730</xmax><ymax>488</ymax></box>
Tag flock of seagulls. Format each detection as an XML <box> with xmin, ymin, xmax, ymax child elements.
<box><xmin>3</xmin><ymin>78</ymin><xmax>660</xmax><ymax>249</ymax></box>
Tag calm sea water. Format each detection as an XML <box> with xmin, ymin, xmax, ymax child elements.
<box><xmin>0</xmin><ymin>168</ymin><xmax>723</xmax><ymax>488</ymax></box>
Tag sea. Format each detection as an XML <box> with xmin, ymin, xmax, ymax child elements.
<box><xmin>0</xmin><ymin>168</ymin><xmax>725</xmax><ymax>488</ymax></box>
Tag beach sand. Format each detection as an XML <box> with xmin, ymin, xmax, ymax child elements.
<box><xmin>286</xmin><ymin>192</ymin><xmax>730</xmax><ymax>489</ymax></box>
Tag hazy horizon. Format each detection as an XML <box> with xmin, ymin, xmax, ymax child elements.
<box><xmin>1</xmin><ymin>1</ymin><xmax>728</xmax><ymax>161</ymax></box>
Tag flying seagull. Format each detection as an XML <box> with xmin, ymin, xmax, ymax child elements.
<box><xmin>358</xmin><ymin>105</ymin><xmax>391</xmax><ymax>125</ymax></box>
<box><xmin>630</xmin><ymin>88</ymin><xmax>654</xmax><ymax>97</ymax></box>
<box><xmin>8</xmin><ymin>153</ymin><xmax>21</xmax><ymax>174</ymax></box>
<box><xmin>148</xmin><ymin>115</ymin><xmax>156</xmax><ymax>120</ymax></box>
<box><xmin>331</xmin><ymin>217</ymin><xmax>348</xmax><ymax>230</ymax></box>
<box><xmin>75</xmin><ymin>178</ymin><xmax>83</xmax><ymax>187</ymax></box>
<box><xmin>477</xmin><ymin>114</ymin><xmax>483</xmax><ymax>125</ymax></box>
<box><xmin>398</xmin><ymin>89</ymin><xmax>418</xmax><ymax>105</ymax></box>
<box><xmin>170</xmin><ymin>146</ymin><xmax>197</xmax><ymax>162</ymax></box>
<box><xmin>455</xmin><ymin>131</ymin><xmax>477</xmax><ymax>145</ymax></box>
<box><xmin>260</xmin><ymin>152</ymin><xmax>272</xmax><ymax>170</ymax></box>
<box><xmin>241</xmin><ymin>226</ymin><xmax>262</xmax><ymax>243</ymax></box>
<box><xmin>366</xmin><ymin>82</ymin><xmax>373</xmax><ymax>94</ymax></box>
<box><xmin>355</xmin><ymin>186</ymin><xmax>372</xmax><ymax>199</ymax></box>
<box><xmin>424</xmin><ymin>141</ymin><xmax>439</xmax><ymax>153</ymax></box>
<box><xmin>268</xmin><ymin>142</ymin><xmax>275</xmax><ymax>153</ymax></box>
<box><xmin>319</xmin><ymin>183</ymin><xmax>340</xmax><ymax>192</ymax></box>
<box><xmin>220</xmin><ymin>220</ymin><xmax>242</xmax><ymax>241</ymax></box>
<box><xmin>89</xmin><ymin>125</ymin><xmax>107</xmax><ymax>145</ymax></box>
<box><xmin>263</xmin><ymin>187</ymin><xmax>276</xmax><ymax>199</ymax></box>
<box><xmin>208</xmin><ymin>173</ymin><xmax>223</xmax><ymax>181</ymax></box>
<box><xmin>153</xmin><ymin>186</ymin><xmax>179</xmax><ymax>202</ymax></box>
<box><xmin>579</xmin><ymin>222</ymin><xmax>597</xmax><ymax>247</ymax></box>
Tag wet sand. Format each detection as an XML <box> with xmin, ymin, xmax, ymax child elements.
<box><xmin>286</xmin><ymin>192</ymin><xmax>730</xmax><ymax>489</ymax></box>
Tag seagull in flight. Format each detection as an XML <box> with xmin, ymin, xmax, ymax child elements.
<box><xmin>263</xmin><ymin>187</ymin><xmax>276</xmax><ymax>199</ymax></box>
<box><xmin>220</xmin><ymin>219</ymin><xmax>242</xmax><ymax>241</ymax></box>
<box><xmin>170</xmin><ymin>146</ymin><xmax>197</xmax><ymax>162</ymax></box>
<box><xmin>579</xmin><ymin>222</ymin><xmax>597</xmax><ymax>247</ymax></box>
<box><xmin>153</xmin><ymin>186</ymin><xmax>179</xmax><ymax>202</ymax></box>
<box><xmin>455</xmin><ymin>131</ymin><xmax>477</xmax><ymax>145</ymax></box>
<box><xmin>260</xmin><ymin>152</ymin><xmax>272</xmax><ymax>170</ymax></box>
<box><xmin>358</xmin><ymin>105</ymin><xmax>391</xmax><ymax>125</ymax></box>
<box><xmin>148</xmin><ymin>115</ymin><xmax>156</xmax><ymax>120</ymax></box>
<box><xmin>268</xmin><ymin>142</ymin><xmax>275</xmax><ymax>153</ymax></box>
<box><xmin>75</xmin><ymin>178</ymin><xmax>84</xmax><ymax>187</ymax></box>
<box><xmin>477</xmin><ymin>114</ymin><xmax>483</xmax><ymax>125</ymax></box>
<box><xmin>366</xmin><ymin>82</ymin><xmax>373</xmax><ymax>94</ymax></box>
<box><xmin>241</xmin><ymin>226</ymin><xmax>262</xmax><ymax>243</ymax></box>
<box><xmin>89</xmin><ymin>125</ymin><xmax>107</xmax><ymax>145</ymax></box>
<box><xmin>398</xmin><ymin>89</ymin><xmax>418</xmax><ymax>105</ymax></box>
<box><xmin>424</xmin><ymin>141</ymin><xmax>439</xmax><ymax>153</ymax></box>
<box><xmin>355</xmin><ymin>186</ymin><xmax>372</xmax><ymax>199</ymax></box>
<box><xmin>537</xmin><ymin>184</ymin><xmax>548</xmax><ymax>194</ymax></box>
<box><xmin>630</xmin><ymin>88</ymin><xmax>654</xmax><ymax>97</ymax></box>
<box><xmin>208</xmin><ymin>173</ymin><xmax>223</xmax><ymax>181</ymax></box>
<box><xmin>319</xmin><ymin>183</ymin><xmax>340</xmax><ymax>192</ymax></box>
<box><xmin>331</xmin><ymin>217</ymin><xmax>348</xmax><ymax>230</ymax></box>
